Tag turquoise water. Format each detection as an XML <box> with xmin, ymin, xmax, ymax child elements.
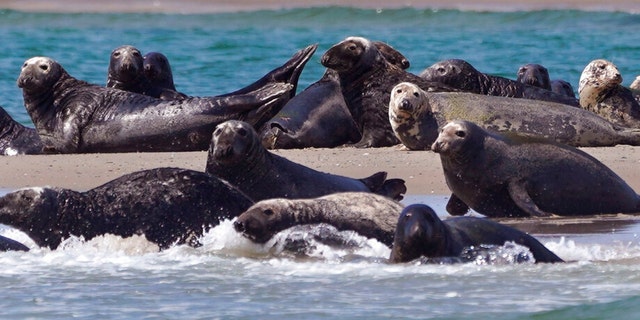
<box><xmin>1</xmin><ymin>7</ymin><xmax>640</xmax><ymax>319</ymax></box>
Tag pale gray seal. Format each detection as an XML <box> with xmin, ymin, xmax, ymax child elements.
<box><xmin>389</xmin><ymin>204</ymin><xmax>563</xmax><ymax>263</ymax></box>
<box><xmin>388</xmin><ymin>82</ymin><xmax>640</xmax><ymax>150</ymax></box>
<box><xmin>206</xmin><ymin>120</ymin><xmax>407</xmax><ymax>201</ymax></box>
<box><xmin>431</xmin><ymin>120</ymin><xmax>640</xmax><ymax>218</ymax></box>
<box><xmin>578</xmin><ymin>59</ymin><xmax>640</xmax><ymax>128</ymax></box>
<box><xmin>233</xmin><ymin>192</ymin><xmax>404</xmax><ymax>246</ymax></box>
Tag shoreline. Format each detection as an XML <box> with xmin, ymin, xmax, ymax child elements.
<box><xmin>0</xmin><ymin>0</ymin><xmax>638</xmax><ymax>13</ymax></box>
<box><xmin>1</xmin><ymin>145</ymin><xmax>640</xmax><ymax>196</ymax></box>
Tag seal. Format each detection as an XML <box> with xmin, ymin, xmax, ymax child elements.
<box><xmin>206</xmin><ymin>120</ymin><xmax>407</xmax><ymax>201</ymax></box>
<box><xmin>0</xmin><ymin>234</ymin><xmax>29</xmax><ymax>251</ymax></box>
<box><xmin>261</xmin><ymin>41</ymin><xmax>411</xmax><ymax>149</ymax></box>
<box><xmin>420</xmin><ymin>59</ymin><xmax>579</xmax><ymax>107</ymax></box>
<box><xmin>431</xmin><ymin>120</ymin><xmax>640</xmax><ymax>218</ymax></box>
<box><xmin>578</xmin><ymin>59</ymin><xmax>640</xmax><ymax>128</ymax></box>
<box><xmin>550</xmin><ymin>79</ymin><xmax>576</xmax><ymax>98</ymax></box>
<box><xmin>0</xmin><ymin>106</ymin><xmax>42</xmax><ymax>155</ymax></box>
<box><xmin>106</xmin><ymin>45</ymin><xmax>148</xmax><ymax>94</ymax></box>
<box><xmin>388</xmin><ymin>82</ymin><xmax>640</xmax><ymax>150</ymax></box>
<box><xmin>516</xmin><ymin>63</ymin><xmax>551</xmax><ymax>90</ymax></box>
<box><xmin>142</xmin><ymin>51</ymin><xmax>189</xmax><ymax>100</ymax></box>
<box><xmin>320</xmin><ymin>36</ymin><xmax>456</xmax><ymax>147</ymax></box>
<box><xmin>17</xmin><ymin>45</ymin><xmax>316</xmax><ymax>153</ymax></box>
<box><xmin>388</xmin><ymin>204</ymin><xmax>563</xmax><ymax>263</ymax></box>
<box><xmin>0</xmin><ymin>167</ymin><xmax>254</xmax><ymax>250</ymax></box>
<box><xmin>233</xmin><ymin>192</ymin><xmax>404</xmax><ymax>246</ymax></box>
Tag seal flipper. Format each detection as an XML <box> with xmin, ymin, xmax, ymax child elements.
<box><xmin>446</xmin><ymin>194</ymin><xmax>469</xmax><ymax>216</ymax></box>
<box><xmin>507</xmin><ymin>180</ymin><xmax>552</xmax><ymax>217</ymax></box>
<box><xmin>358</xmin><ymin>171</ymin><xmax>406</xmax><ymax>201</ymax></box>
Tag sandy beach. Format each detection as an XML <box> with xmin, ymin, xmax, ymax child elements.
<box><xmin>0</xmin><ymin>0</ymin><xmax>638</xmax><ymax>13</ymax></box>
<box><xmin>1</xmin><ymin>146</ymin><xmax>639</xmax><ymax>197</ymax></box>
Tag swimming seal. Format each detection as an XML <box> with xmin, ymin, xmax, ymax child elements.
<box><xmin>233</xmin><ymin>192</ymin><xmax>404</xmax><ymax>246</ymax></box>
<box><xmin>0</xmin><ymin>234</ymin><xmax>29</xmax><ymax>251</ymax></box>
<box><xmin>578</xmin><ymin>59</ymin><xmax>640</xmax><ymax>128</ymax></box>
<box><xmin>420</xmin><ymin>59</ymin><xmax>579</xmax><ymax>107</ymax></box>
<box><xmin>206</xmin><ymin>120</ymin><xmax>407</xmax><ymax>201</ymax></box>
<box><xmin>320</xmin><ymin>36</ymin><xmax>456</xmax><ymax>147</ymax></box>
<box><xmin>389</xmin><ymin>204</ymin><xmax>563</xmax><ymax>263</ymax></box>
<box><xmin>516</xmin><ymin>63</ymin><xmax>551</xmax><ymax>90</ymax></box>
<box><xmin>431</xmin><ymin>120</ymin><xmax>640</xmax><ymax>218</ymax></box>
<box><xmin>0</xmin><ymin>168</ymin><xmax>253</xmax><ymax>250</ymax></box>
<box><xmin>261</xmin><ymin>41</ymin><xmax>410</xmax><ymax>149</ymax></box>
<box><xmin>0</xmin><ymin>106</ymin><xmax>42</xmax><ymax>155</ymax></box>
<box><xmin>388</xmin><ymin>82</ymin><xmax>640</xmax><ymax>150</ymax></box>
<box><xmin>17</xmin><ymin>46</ymin><xmax>316</xmax><ymax>153</ymax></box>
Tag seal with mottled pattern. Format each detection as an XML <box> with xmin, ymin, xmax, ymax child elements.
<box><xmin>431</xmin><ymin>120</ymin><xmax>640</xmax><ymax>218</ymax></box>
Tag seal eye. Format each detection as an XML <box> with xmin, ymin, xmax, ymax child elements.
<box><xmin>455</xmin><ymin>130</ymin><xmax>466</xmax><ymax>138</ymax></box>
<box><xmin>437</xmin><ymin>67</ymin><xmax>446</xmax><ymax>74</ymax></box>
<box><xmin>113</xmin><ymin>51</ymin><xmax>121</xmax><ymax>58</ymax></box>
<box><xmin>213</xmin><ymin>128</ymin><xmax>222</xmax><ymax>136</ymax></box>
<box><xmin>396</xmin><ymin>89</ymin><xmax>402</xmax><ymax>94</ymax></box>
<box><xmin>348</xmin><ymin>44</ymin><xmax>357</xmax><ymax>51</ymax></box>
<box><xmin>413</xmin><ymin>92</ymin><xmax>419</xmax><ymax>97</ymax></box>
<box><xmin>263</xmin><ymin>209</ymin><xmax>274</xmax><ymax>216</ymax></box>
<box><xmin>237</xmin><ymin>127</ymin><xmax>248</xmax><ymax>137</ymax></box>
<box><xmin>39</xmin><ymin>64</ymin><xmax>49</xmax><ymax>71</ymax></box>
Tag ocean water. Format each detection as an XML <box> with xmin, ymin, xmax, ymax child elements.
<box><xmin>1</xmin><ymin>6</ymin><xmax>640</xmax><ymax>319</ymax></box>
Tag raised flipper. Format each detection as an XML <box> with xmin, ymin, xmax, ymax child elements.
<box><xmin>359</xmin><ymin>171</ymin><xmax>407</xmax><ymax>201</ymax></box>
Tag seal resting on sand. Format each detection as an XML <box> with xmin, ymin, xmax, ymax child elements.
<box><xmin>233</xmin><ymin>192</ymin><xmax>404</xmax><ymax>246</ymax></box>
<box><xmin>389</xmin><ymin>204</ymin><xmax>563</xmax><ymax>263</ymax></box>
<box><xmin>388</xmin><ymin>82</ymin><xmax>640</xmax><ymax>150</ymax></box>
<box><xmin>578</xmin><ymin>59</ymin><xmax>640</xmax><ymax>128</ymax></box>
<box><xmin>320</xmin><ymin>36</ymin><xmax>456</xmax><ymax>147</ymax></box>
<box><xmin>261</xmin><ymin>41</ymin><xmax>410</xmax><ymax>149</ymax></box>
<box><xmin>0</xmin><ymin>106</ymin><xmax>42</xmax><ymax>155</ymax></box>
<box><xmin>0</xmin><ymin>168</ymin><xmax>254</xmax><ymax>250</ymax></box>
<box><xmin>431</xmin><ymin>120</ymin><xmax>640</xmax><ymax>218</ymax></box>
<box><xmin>206</xmin><ymin>120</ymin><xmax>406</xmax><ymax>201</ymax></box>
<box><xmin>17</xmin><ymin>45</ymin><xmax>316</xmax><ymax>153</ymax></box>
<box><xmin>420</xmin><ymin>59</ymin><xmax>579</xmax><ymax>107</ymax></box>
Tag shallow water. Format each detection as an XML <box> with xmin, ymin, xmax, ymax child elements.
<box><xmin>1</xmin><ymin>6</ymin><xmax>640</xmax><ymax>319</ymax></box>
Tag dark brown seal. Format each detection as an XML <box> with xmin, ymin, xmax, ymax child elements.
<box><xmin>516</xmin><ymin>63</ymin><xmax>551</xmax><ymax>90</ymax></box>
<box><xmin>206</xmin><ymin>120</ymin><xmax>406</xmax><ymax>202</ymax></box>
<box><xmin>389</xmin><ymin>204</ymin><xmax>563</xmax><ymax>263</ymax></box>
<box><xmin>431</xmin><ymin>120</ymin><xmax>640</xmax><ymax>218</ymax></box>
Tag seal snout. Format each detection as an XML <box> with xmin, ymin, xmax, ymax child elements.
<box><xmin>399</xmin><ymin>98</ymin><xmax>413</xmax><ymax>112</ymax></box>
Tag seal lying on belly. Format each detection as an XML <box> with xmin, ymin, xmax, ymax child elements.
<box><xmin>388</xmin><ymin>82</ymin><xmax>640</xmax><ymax>149</ymax></box>
<box><xmin>261</xmin><ymin>41</ymin><xmax>410</xmax><ymax>149</ymax></box>
<box><xmin>431</xmin><ymin>120</ymin><xmax>640</xmax><ymax>218</ymax></box>
<box><xmin>320</xmin><ymin>36</ymin><xmax>456</xmax><ymax>147</ymax></box>
<box><xmin>578</xmin><ymin>59</ymin><xmax>640</xmax><ymax>128</ymax></box>
<box><xmin>233</xmin><ymin>192</ymin><xmax>404</xmax><ymax>246</ymax></box>
<box><xmin>17</xmin><ymin>47</ymin><xmax>316</xmax><ymax>153</ymax></box>
<box><xmin>389</xmin><ymin>204</ymin><xmax>563</xmax><ymax>263</ymax></box>
<box><xmin>0</xmin><ymin>106</ymin><xmax>42</xmax><ymax>155</ymax></box>
<box><xmin>420</xmin><ymin>59</ymin><xmax>579</xmax><ymax>107</ymax></box>
<box><xmin>0</xmin><ymin>168</ymin><xmax>253</xmax><ymax>250</ymax></box>
<box><xmin>206</xmin><ymin>120</ymin><xmax>407</xmax><ymax>201</ymax></box>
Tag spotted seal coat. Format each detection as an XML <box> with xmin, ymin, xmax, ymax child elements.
<box><xmin>320</xmin><ymin>36</ymin><xmax>456</xmax><ymax>147</ymax></box>
<box><xmin>206</xmin><ymin>120</ymin><xmax>406</xmax><ymax>202</ymax></box>
<box><xmin>0</xmin><ymin>168</ymin><xmax>254</xmax><ymax>250</ymax></box>
<box><xmin>388</xmin><ymin>82</ymin><xmax>640</xmax><ymax>150</ymax></box>
<box><xmin>431</xmin><ymin>120</ymin><xmax>640</xmax><ymax>218</ymax></box>
<box><xmin>0</xmin><ymin>106</ymin><xmax>42</xmax><ymax>155</ymax></box>
<box><xmin>233</xmin><ymin>192</ymin><xmax>404</xmax><ymax>246</ymax></box>
<box><xmin>420</xmin><ymin>59</ymin><xmax>579</xmax><ymax>107</ymax></box>
<box><xmin>578</xmin><ymin>59</ymin><xmax>640</xmax><ymax>128</ymax></box>
<box><xmin>389</xmin><ymin>204</ymin><xmax>563</xmax><ymax>263</ymax></box>
<box><xmin>17</xmin><ymin>45</ymin><xmax>316</xmax><ymax>153</ymax></box>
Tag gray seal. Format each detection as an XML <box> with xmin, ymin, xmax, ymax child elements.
<box><xmin>420</xmin><ymin>59</ymin><xmax>579</xmax><ymax>107</ymax></box>
<box><xmin>0</xmin><ymin>234</ymin><xmax>29</xmax><ymax>251</ymax></box>
<box><xmin>0</xmin><ymin>168</ymin><xmax>254</xmax><ymax>250</ymax></box>
<box><xmin>206</xmin><ymin>120</ymin><xmax>407</xmax><ymax>201</ymax></box>
<box><xmin>320</xmin><ymin>36</ymin><xmax>456</xmax><ymax>147</ymax></box>
<box><xmin>389</xmin><ymin>204</ymin><xmax>563</xmax><ymax>263</ymax></box>
<box><xmin>431</xmin><ymin>120</ymin><xmax>640</xmax><ymax>218</ymax></box>
<box><xmin>17</xmin><ymin>45</ymin><xmax>316</xmax><ymax>153</ymax></box>
<box><xmin>106</xmin><ymin>45</ymin><xmax>147</xmax><ymax>94</ymax></box>
<box><xmin>233</xmin><ymin>192</ymin><xmax>404</xmax><ymax>246</ymax></box>
<box><xmin>261</xmin><ymin>41</ymin><xmax>411</xmax><ymax>149</ymax></box>
<box><xmin>550</xmin><ymin>79</ymin><xmax>576</xmax><ymax>98</ymax></box>
<box><xmin>516</xmin><ymin>63</ymin><xmax>551</xmax><ymax>90</ymax></box>
<box><xmin>388</xmin><ymin>82</ymin><xmax>640</xmax><ymax>150</ymax></box>
<box><xmin>0</xmin><ymin>106</ymin><xmax>42</xmax><ymax>155</ymax></box>
<box><xmin>142</xmin><ymin>51</ymin><xmax>189</xmax><ymax>100</ymax></box>
<box><xmin>578</xmin><ymin>59</ymin><xmax>640</xmax><ymax>128</ymax></box>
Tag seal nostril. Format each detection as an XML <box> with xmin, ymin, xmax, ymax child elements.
<box><xmin>233</xmin><ymin>220</ymin><xmax>245</xmax><ymax>232</ymax></box>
